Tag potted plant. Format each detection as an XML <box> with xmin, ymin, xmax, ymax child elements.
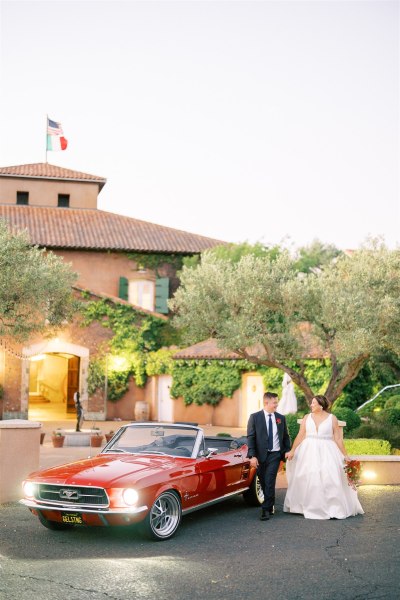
<box><xmin>105</xmin><ymin>430</ymin><xmax>115</xmax><ymax>443</ymax></box>
<box><xmin>52</xmin><ymin>430</ymin><xmax>65</xmax><ymax>448</ymax></box>
<box><xmin>90</xmin><ymin>431</ymin><xmax>104</xmax><ymax>447</ymax></box>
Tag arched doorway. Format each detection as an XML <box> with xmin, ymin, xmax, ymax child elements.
<box><xmin>23</xmin><ymin>340</ymin><xmax>89</xmax><ymax>421</ymax></box>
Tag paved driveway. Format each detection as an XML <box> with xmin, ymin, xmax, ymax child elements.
<box><xmin>0</xmin><ymin>486</ymin><xmax>398</xmax><ymax>600</ymax></box>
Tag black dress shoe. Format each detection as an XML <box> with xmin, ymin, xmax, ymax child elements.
<box><xmin>260</xmin><ymin>509</ymin><xmax>270</xmax><ymax>521</ymax></box>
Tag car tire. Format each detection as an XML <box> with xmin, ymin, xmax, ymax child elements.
<box><xmin>37</xmin><ymin>511</ymin><xmax>74</xmax><ymax>531</ymax></box>
<box><xmin>139</xmin><ymin>490</ymin><xmax>182</xmax><ymax>541</ymax></box>
<box><xmin>243</xmin><ymin>474</ymin><xmax>264</xmax><ymax>507</ymax></box>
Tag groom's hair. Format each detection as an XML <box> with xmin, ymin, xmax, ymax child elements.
<box><xmin>264</xmin><ymin>392</ymin><xmax>278</xmax><ymax>400</ymax></box>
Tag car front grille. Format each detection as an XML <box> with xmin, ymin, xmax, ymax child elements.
<box><xmin>37</xmin><ymin>484</ymin><xmax>108</xmax><ymax>508</ymax></box>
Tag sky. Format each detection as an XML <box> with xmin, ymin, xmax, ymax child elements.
<box><xmin>0</xmin><ymin>0</ymin><xmax>399</xmax><ymax>251</ymax></box>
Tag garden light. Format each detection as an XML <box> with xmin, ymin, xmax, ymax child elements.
<box><xmin>363</xmin><ymin>470</ymin><xmax>377</xmax><ymax>480</ymax></box>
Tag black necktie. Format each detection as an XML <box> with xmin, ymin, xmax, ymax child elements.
<box><xmin>267</xmin><ymin>414</ymin><xmax>273</xmax><ymax>451</ymax></box>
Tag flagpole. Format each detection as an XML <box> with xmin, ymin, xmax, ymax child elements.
<box><xmin>45</xmin><ymin>114</ymin><xmax>48</xmax><ymax>163</ymax></box>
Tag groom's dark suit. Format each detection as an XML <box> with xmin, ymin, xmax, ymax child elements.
<box><xmin>247</xmin><ymin>409</ymin><xmax>291</xmax><ymax>512</ymax></box>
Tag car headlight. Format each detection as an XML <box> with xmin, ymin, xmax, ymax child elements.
<box><xmin>23</xmin><ymin>481</ymin><xmax>36</xmax><ymax>498</ymax></box>
<box><xmin>122</xmin><ymin>488</ymin><xmax>139</xmax><ymax>506</ymax></box>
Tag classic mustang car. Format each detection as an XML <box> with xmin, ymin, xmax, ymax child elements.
<box><xmin>21</xmin><ymin>423</ymin><xmax>263</xmax><ymax>540</ymax></box>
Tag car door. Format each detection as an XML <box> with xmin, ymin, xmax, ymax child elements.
<box><xmin>195</xmin><ymin>447</ymin><xmax>245</xmax><ymax>503</ymax></box>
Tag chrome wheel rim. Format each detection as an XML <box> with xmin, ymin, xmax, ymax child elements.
<box><xmin>150</xmin><ymin>492</ymin><xmax>181</xmax><ymax>538</ymax></box>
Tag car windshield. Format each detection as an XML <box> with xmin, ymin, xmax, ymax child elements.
<box><xmin>104</xmin><ymin>425</ymin><xmax>200</xmax><ymax>458</ymax></box>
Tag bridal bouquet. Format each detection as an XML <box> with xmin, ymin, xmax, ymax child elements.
<box><xmin>344</xmin><ymin>459</ymin><xmax>362</xmax><ymax>490</ymax></box>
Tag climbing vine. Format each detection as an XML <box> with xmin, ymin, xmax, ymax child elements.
<box><xmin>83</xmin><ymin>298</ymin><xmax>178</xmax><ymax>402</ymax></box>
<box><xmin>127</xmin><ymin>252</ymin><xmax>188</xmax><ymax>275</ymax></box>
<box><xmin>170</xmin><ymin>359</ymin><xmax>253</xmax><ymax>406</ymax></box>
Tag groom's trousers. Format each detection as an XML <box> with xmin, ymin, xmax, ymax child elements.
<box><xmin>258</xmin><ymin>451</ymin><xmax>282</xmax><ymax>510</ymax></box>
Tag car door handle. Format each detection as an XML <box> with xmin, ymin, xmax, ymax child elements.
<box><xmin>234</xmin><ymin>453</ymin><xmax>242</xmax><ymax>457</ymax></box>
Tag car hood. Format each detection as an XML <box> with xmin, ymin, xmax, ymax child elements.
<box><xmin>27</xmin><ymin>453</ymin><xmax>187</xmax><ymax>487</ymax></box>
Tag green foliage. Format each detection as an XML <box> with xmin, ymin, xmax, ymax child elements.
<box><xmin>87</xmin><ymin>358</ymin><xmax>105</xmax><ymax>395</ymax></box>
<box><xmin>171</xmin><ymin>241</ymin><xmax>400</xmax><ymax>404</ymax></box>
<box><xmin>82</xmin><ymin>299</ymin><xmax>169</xmax><ymax>353</ymax></box>
<box><xmin>107</xmin><ymin>370</ymin><xmax>131</xmax><ymax>401</ymax></box>
<box><xmin>334</xmin><ymin>364</ymin><xmax>375</xmax><ymax>410</ymax></box>
<box><xmin>82</xmin><ymin>299</ymin><xmax>178</xmax><ymax>401</ymax></box>
<box><xmin>285</xmin><ymin>413</ymin><xmax>302</xmax><ymax>443</ymax></box>
<box><xmin>378</xmin><ymin>408</ymin><xmax>400</xmax><ymax>427</ymax></box>
<box><xmin>348</xmin><ymin>422</ymin><xmax>400</xmax><ymax>450</ymax></box>
<box><xmin>293</xmin><ymin>239</ymin><xmax>342</xmax><ymax>273</ymax></box>
<box><xmin>127</xmin><ymin>252</ymin><xmax>186</xmax><ymax>275</ymax></box>
<box><xmin>170</xmin><ymin>360</ymin><xmax>244</xmax><ymax>406</ymax></box>
<box><xmin>181</xmin><ymin>242</ymin><xmax>281</xmax><ymax>271</ymax></box>
<box><xmin>0</xmin><ymin>219</ymin><xmax>78</xmax><ymax>341</ymax></box>
<box><xmin>145</xmin><ymin>348</ymin><xmax>175</xmax><ymax>376</ymax></box>
<box><xmin>385</xmin><ymin>395</ymin><xmax>400</xmax><ymax>409</ymax></box>
<box><xmin>331</xmin><ymin>407</ymin><xmax>361</xmax><ymax>432</ymax></box>
<box><xmin>262</xmin><ymin>360</ymin><xmax>331</xmax><ymax>412</ymax></box>
<box><xmin>207</xmin><ymin>242</ymin><xmax>281</xmax><ymax>264</ymax></box>
<box><xmin>344</xmin><ymin>438</ymin><xmax>392</xmax><ymax>455</ymax></box>
<box><xmin>87</xmin><ymin>356</ymin><xmax>131</xmax><ymax>402</ymax></box>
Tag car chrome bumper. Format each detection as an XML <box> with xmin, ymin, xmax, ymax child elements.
<box><xmin>19</xmin><ymin>498</ymin><xmax>148</xmax><ymax>517</ymax></box>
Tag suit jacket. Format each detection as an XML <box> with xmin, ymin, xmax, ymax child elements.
<box><xmin>247</xmin><ymin>410</ymin><xmax>291</xmax><ymax>463</ymax></box>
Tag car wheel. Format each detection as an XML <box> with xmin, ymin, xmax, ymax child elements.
<box><xmin>243</xmin><ymin>473</ymin><xmax>264</xmax><ymax>507</ymax></box>
<box><xmin>37</xmin><ymin>511</ymin><xmax>74</xmax><ymax>531</ymax></box>
<box><xmin>140</xmin><ymin>491</ymin><xmax>182</xmax><ymax>540</ymax></box>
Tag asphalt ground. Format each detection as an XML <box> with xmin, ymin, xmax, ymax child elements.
<box><xmin>1</xmin><ymin>420</ymin><xmax>399</xmax><ymax>599</ymax></box>
<box><xmin>0</xmin><ymin>482</ymin><xmax>399</xmax><ymax>599</ymax></box>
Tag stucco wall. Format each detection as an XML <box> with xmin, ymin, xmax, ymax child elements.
<box><xmin>55</xmin><ymin>249</ymin><xmax>181</xmax><ymax>300</ymax></box>
<box><xmin>0</xmin><ymin>177</ymin><xmax>99</xmax><ymax>208</ymax></box>
<box><xmin>172</xmin><ymin>390</ymin><xmax>242</xmax><ymax>427</ymax></box>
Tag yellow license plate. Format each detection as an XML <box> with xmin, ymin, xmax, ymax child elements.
<box><xmin>62</xmin><ymin>513</ymin><xmax>83</xmax><ymax>524</ymax></box>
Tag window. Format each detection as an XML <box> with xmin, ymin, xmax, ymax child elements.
<box><xmin>16</xmin><ymin>191</ymin><xmax>29</xmax><ymax>205</ymax></box>
<box><xmin>128</xmin><ymin>280</ymin><xmax>155</xmax><ymax>311</ymax></box>
<box><xmin>119</xmin><ymin>275</ymin><xmax>169</xmax><ymax>313</ymax></box>
<box><xmin>58</xmin><ymin>194</ymin><xmax>70</xmax><ymax>207</ymax></box>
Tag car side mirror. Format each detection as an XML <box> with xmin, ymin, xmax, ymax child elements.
<box><xmin>205</xmin><ymin>448</ymin><xmax>218</xmax><ymax>458</ymax></box>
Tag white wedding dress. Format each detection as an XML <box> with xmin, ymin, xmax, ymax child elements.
<box><xmin>277</xmin><ymin>373</ymin><xmax>297</xmax><ymax>414</ymax></box>
<box><xmin>283</xmin><ymin>414</ymin><xmax>364</xmax><ymax>519</ymax></box>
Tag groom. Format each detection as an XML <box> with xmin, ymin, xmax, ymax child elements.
<box><xmin>247</xmin><ymin>391</ymin><xmax>291</xmax><ymax>521</ymax></box>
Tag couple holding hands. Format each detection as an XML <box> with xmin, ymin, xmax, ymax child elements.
<box><xmin>247</xmin><ymin>392</ymin><xmax>364</xmax><ymax>521</ymax></box>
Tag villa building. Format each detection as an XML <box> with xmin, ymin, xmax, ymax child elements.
<box><xmin>0</xmin><ymin>163</ymin><xmax>223</xmax><ymax>422</ymax></box>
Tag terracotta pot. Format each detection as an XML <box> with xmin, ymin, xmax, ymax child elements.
<box><xmin>52</xmin><ymin>436</ymin><xmax>65</xmax><ymax>448</ymax></box>
<box><xmin>105</xmin><ymin>434</ymin><xmax>114</xmax><ymax>443</ymax></box>
<box><xmin>90</xmin><ymin>435</ymin><xmax>104</xmax><ymax>447</ymax></box>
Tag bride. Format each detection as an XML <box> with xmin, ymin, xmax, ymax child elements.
<box><xmin>283</xmin><ymin>395</ymin><xmax>364</xmax><ymax>519</ymax></box>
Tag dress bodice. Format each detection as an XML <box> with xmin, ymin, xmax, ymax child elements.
<box><xmin>305</xmin><ymin>413</ymin><xmax>333</xmax><ymax>439</ymax></box>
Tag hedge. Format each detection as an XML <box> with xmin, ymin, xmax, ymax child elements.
<box><xmin>345</xmin><ymin>439</ymin><xmax>391</xmax><ymax>455</ymax></box>
<box><xmin>331</xmin><ymin>406</ymin><xmax>361</xmax><ymax>432</ymax></box>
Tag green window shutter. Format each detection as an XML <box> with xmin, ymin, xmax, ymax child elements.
<box><xmin>118</xmin><ymin>276</ymin><xmax>129</xmax><ymax>301</ymax></box>
<box><xmin>155</xmin><ymin>277</ymin><xmax>169</xmax><ymax>314</ymax></box>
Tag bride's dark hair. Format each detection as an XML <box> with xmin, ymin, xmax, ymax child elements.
<box><xmin>313</xmin><ymin>395</ymin><xmax>330</xmax><ymax>411</ymax></box>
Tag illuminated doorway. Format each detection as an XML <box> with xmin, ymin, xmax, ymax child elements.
<box><xmin>23</xmin><ymin>340</ymin><xmax>89</xmax><ymax>421</ymax></box>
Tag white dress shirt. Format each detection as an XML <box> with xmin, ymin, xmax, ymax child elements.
<box><xmin>263</xmin><ymin>410</ymin><xmax>280</xmax><ymax>452</ymax></box>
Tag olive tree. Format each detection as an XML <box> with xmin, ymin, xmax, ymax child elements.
<box><xmin>0</xmin><ymin>220</ymin><xmax>77</xmax><ymax>342</ymax></box>
<box><xmin>171</xmin><ymin>241</ymin><xmax>400</xmax><ymax>404</ymax></box>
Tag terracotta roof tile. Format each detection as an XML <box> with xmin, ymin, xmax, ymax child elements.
<box><xmin>174</xmin><ymin>333</ymin><xmax>326</xmax><ymax>361</ymax></box>
<box><xmin>0</xmin><ymin>163</ymin><xmax>106</xmax><ymax>189</ymax></box>
<box><xmin>173</xmin><ymin>339</ymin><xmax>241</xmax><ymax>360</ymax></box>
<box><xmin>0</xmin><ymin>205</ymin><xmax>224</xmax><ymax>253</ymax></box>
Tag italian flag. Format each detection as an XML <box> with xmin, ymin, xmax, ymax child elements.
<box><xmin>47</xmin><ymin>118</ymin><xmax>68</xmax><ymax>151</ymax></box>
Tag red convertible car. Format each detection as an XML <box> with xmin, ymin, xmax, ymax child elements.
<box><xmin>21</xmin><ymin>423</ymin><xmax>263</xmax><ymax>540</ymax></box>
